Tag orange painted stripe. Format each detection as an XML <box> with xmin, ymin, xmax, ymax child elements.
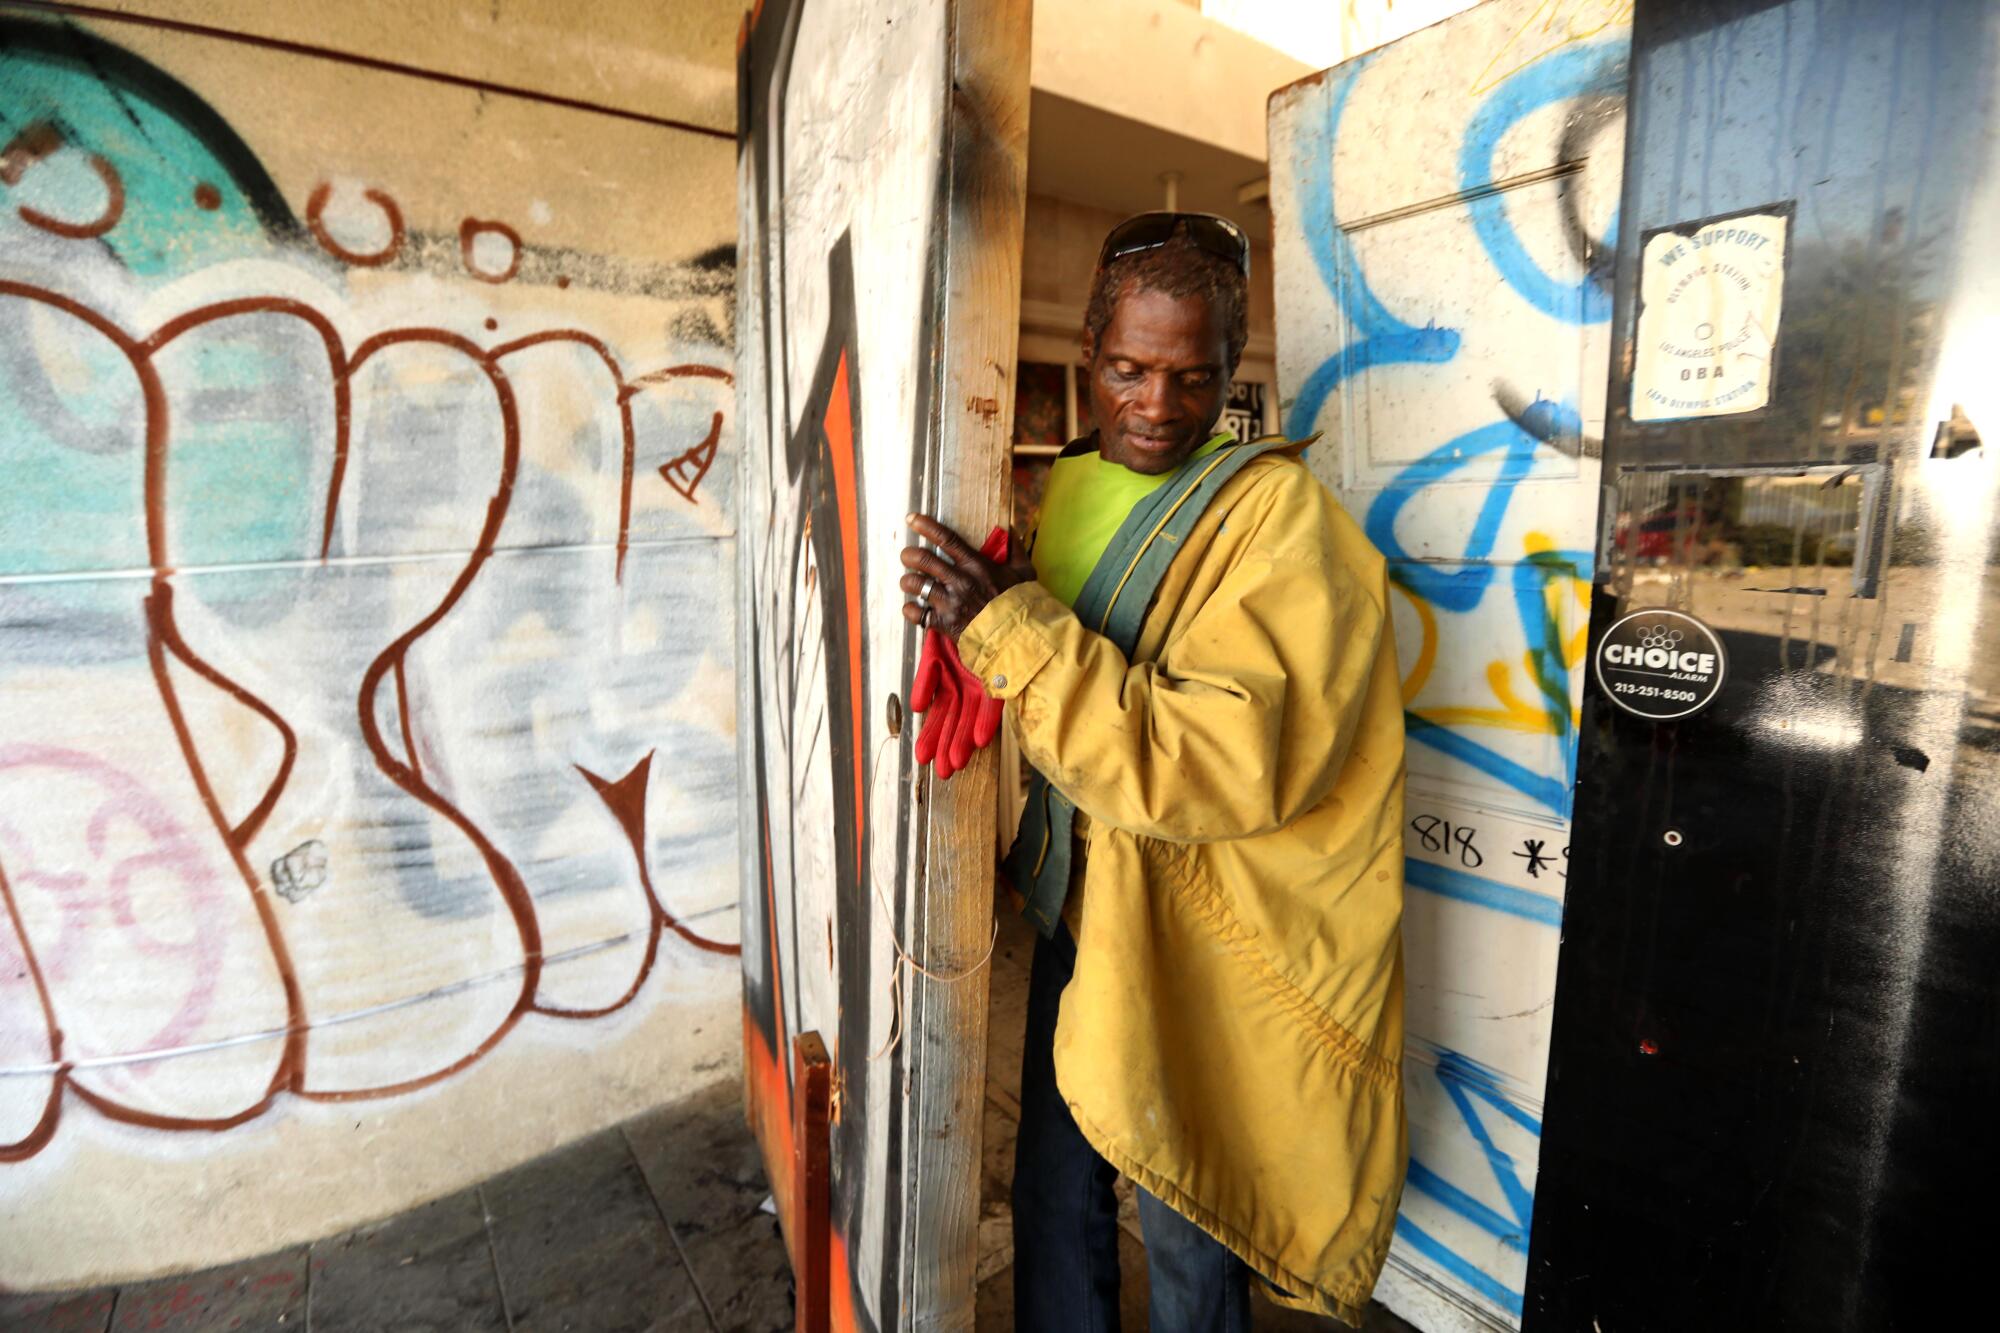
<box><xmin>743</xmin><ymin>1004</ymin><xmax>796</xmax><ymax>1233</ymax></box>
<box><xmin>746</xmin><ymin>801</ymin><xmax>796</xmax><ymax>1228</ymax></box>
<box><xmin>823</xmin><ymin>351</ymin><xmax>867</xmax><ymax>880</ymax></box>
<box><xmin>829</xmin><ymin>1225</ymin><xmax>860</xmax><ymax>1333</ymax></box>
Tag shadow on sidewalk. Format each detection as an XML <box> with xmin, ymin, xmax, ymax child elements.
<box><xmin>6</xmin><ymin>911</ymin><xmax>1427</xmax><ymax>1333</ymax></box>
<box><xmin>0</xmin><ymin>1080</ymin><xmax>791</xmax><ymax>1333</ymax></box>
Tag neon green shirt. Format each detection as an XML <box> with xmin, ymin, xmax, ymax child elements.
<box><xmin>1029</xmin><ymin>431</ymin><xmax>1233</xmax><ymax>608</ymax></box>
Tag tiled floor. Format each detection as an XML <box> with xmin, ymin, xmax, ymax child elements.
<box><xmin>2</xmin><ymin>912</ymin><xmax>1416</xmax><ymax>1333</ymax></box>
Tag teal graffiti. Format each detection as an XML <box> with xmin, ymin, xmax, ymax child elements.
<box><xmin>1</xmin><ymin>18</ymin><xmax>313</xmax><ymax>581</ymax></box>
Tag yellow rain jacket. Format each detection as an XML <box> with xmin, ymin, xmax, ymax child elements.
<box><xmin>959</xmin><ymin>442</ymin><xmax>1407</xmax><ymax>1323</ymax></box>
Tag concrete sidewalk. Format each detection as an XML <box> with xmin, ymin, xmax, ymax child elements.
<box><xmin>0</xmin><ymin>1080</ymin><xmax>791</xmax><ymax>1333</ymax></box>
<box><xmin>2</xmin><ymin>912</ymin><xmax>1419</xmax><ymax>1333</ymax></box>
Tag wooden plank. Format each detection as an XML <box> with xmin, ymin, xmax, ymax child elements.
<box><xmin>792</xmin><ymin>1031</ymin><xmax>833</xmax><ymax>1333</ymax></box>
<box><xmin>733</xmin><ymin>1</ymin><xmax>1030</xmax><ymax>1324</ymax></box>
<box><xmin>900</xmin><ymin>1</ymin><xmax>1032</xmax><ymax>1329</ymax></box>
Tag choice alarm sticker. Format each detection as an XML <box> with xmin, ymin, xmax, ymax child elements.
<box><xmin>1594</xmin><ymin>608</ymin><xmax>1728</xmax><ymax>721</ymax></box>
<box><xmin>1631</xmin><ymin>206</ymin><xmax>1790</xmax><ymax>421</ymax></box>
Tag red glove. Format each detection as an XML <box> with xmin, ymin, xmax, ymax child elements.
<box><xmin>910</xmin><ymin>527</ymin><xmax>1010</xmax><ymax>781</ymax></box>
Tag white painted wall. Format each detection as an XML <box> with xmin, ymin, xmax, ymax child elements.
<box><xmin>1270</xmin><ymin>0</ymin><xmax>1632</xmax><ymax>1325</ymax></box>
<box><xmin>0</xmin><ymin>0</ymin><xmax>742</xmax><ymax>1287</ymax></box>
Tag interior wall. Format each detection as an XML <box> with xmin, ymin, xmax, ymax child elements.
<box><xmin>0</xmin><ymin>0</ymin><xmax>743</xmax><ymax>1288</ymax></box>
<box><xmin>1032</xmin><ymin>0</ymin><xmax>1312</xmax><ymax>163</ymax></box>
<box><xmin>1199</xmin><ymin>0</ymin><xmax>1493</xmax><ymax>69</ymax></box>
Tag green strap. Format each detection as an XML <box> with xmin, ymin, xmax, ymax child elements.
<box><xmin>1004</xmin><ymin>437</ymin><xmax>1302</xmax><ymax>938</ymax></box>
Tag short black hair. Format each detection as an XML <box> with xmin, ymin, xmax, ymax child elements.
<box><xmin>1083</xmin><ymin>223</ymin><xmax>1249</xmax><ymax>373</ymax></box>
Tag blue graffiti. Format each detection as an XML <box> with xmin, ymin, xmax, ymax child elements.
<box><xmin>1404</xmin><ymin>857</ymin><xmax>1564</xmax><ymax>926</ymax></box>
<box><xmin>0</xmin><ymin>21</ymin><xmax>288</xmax><ymax>272</ymax></box>
<box><xmin>1459</xmin><ymin>44</ymin><xmax>1627</xmax><ymax>324</ymax></box>
<box><xmin>1</xmin><ymin>20</ymin><xmax>312</xmax><ymax>580</ymax></box>
<box><xmin>1511</xmin><ymin>392</ymin><xmax>1585</xmax><ymax>446</ymax></box>
<box><xmin>1287</xmin><ymin>46</ymin><xmax>1623</xmax><ymax>440</ymax></box>
<box><xmin>1289</xmin><ymin>42</ymin><xmax>1623</xmax><ymax>815</ymax></box>
<box><xmin>1286</xmin><ymin>54</ymin><xmax>1460</xmax><ymax>442</ymax></box>
<box><xmin>1519</xmin><ymin>538</ymin><xmax>1595</xmax><ymax>797</ymax></box>
<box><xmin>1401</xmin><ymin>1050</ymin><xmax>1544</xmax><ymax>1317</ymax></box>
<box><xmin>1365</xmin><ymin>416</ymin><xmax>1588</xmax><ymax>815</ymax></box>
<box><xmin>1364</xmin><ymin>421</ymin><xmax>1544</xmax><ymax>613</ymax></box>
<box><xmin>1395</xmin><ymin>1215</ymin><xmax>1524</xmax><ymax>1314</ymax></box>
<box><xmin>1406</xmin><ymin>1159</ymin><xmax>1522</xmax><ymax>1250</ymax></box>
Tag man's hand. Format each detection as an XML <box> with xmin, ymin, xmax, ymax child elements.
<box><xmin>899</xmin><ymin>514</ymin><xmax>1034</xmax><ymax>640</ymax></box>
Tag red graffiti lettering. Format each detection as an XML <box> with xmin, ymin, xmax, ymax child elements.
<box><xmin>460</xmin><ymin>216</ymin><xmax>522</xmax><ymax>284</ymax></box>
<box><xmin>0</xmin><ymin>278</ymin><xmax>737</xmax><ymax>1161</ymax></box>
<box><xmin>305</xmin><ymin>182</ymin><xmax>406</xmax><ymax>268</ymax></box>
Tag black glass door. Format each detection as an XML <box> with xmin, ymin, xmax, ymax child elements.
<box><xmin>1525</xmin><ymin>1</ymin><xmax>2000</xmax><ymax>1327</ymax></box>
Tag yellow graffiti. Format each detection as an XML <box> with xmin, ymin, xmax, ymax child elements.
<box><xmin>1395</xmin><ymin>581</ymin><xmax>1439</xmax><ymax>706</ymax></box>
<box><xmin>1470</xmin><ymin>0</ymin><xmax>1636</xmax><ymax>96</ymax></box>
<box><xmin>1404</xmin><ymin>532</ymin><xmax>1592</xmax><ymax>736</ymax></box>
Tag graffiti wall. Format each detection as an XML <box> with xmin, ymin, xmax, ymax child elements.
<box><xmin>0</xmin><ymin>2</ymin><xmax>741</xmax><ymax>1288</ymax></box>
<box><xmin>1270</xmin><ymin>1</ymin><xmax>1630</xmax><ymax>1326</ymax></box>
<box><xmin>737</xmin><ymin>0</ymin><xmax>1027</xmax><ymax>1327</ymax></box>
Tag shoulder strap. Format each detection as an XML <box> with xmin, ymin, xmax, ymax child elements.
<box><xmin>1071</xmin><ymin>436</ymin><xmax>1298</xmax><ymax>656</ymax></box>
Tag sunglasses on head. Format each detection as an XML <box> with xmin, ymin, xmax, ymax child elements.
<box><xmin>1097</xmin><ymin>212</ymin><xmax>1251</xmax><ymax>280</ymax></box>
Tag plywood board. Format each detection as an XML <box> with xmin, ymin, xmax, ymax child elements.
<box><xmin>734</xmin><ymin>1</ymin><xmax>1029</xmax><ymax>1328</ymax></box>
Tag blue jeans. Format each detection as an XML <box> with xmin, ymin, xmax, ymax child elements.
<box><xmin>1011</xmin><ymin>925</ymin><xmax>1252</xmax><ymax>1333</ymax></box>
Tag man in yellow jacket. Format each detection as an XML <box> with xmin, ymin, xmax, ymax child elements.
<box><xmin>901</xmin><ymin>214</ymin><xmax>1407</xmax><ymax>1331</ymax></box>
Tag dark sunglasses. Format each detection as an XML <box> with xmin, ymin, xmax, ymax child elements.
<box><xmin>1097</xmin><ymin>212</ymin><xmax>1251</xmax><ymax>280</ymax></box>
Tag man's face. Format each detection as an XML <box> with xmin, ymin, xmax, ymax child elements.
<box><xmin>1084</xmin><ymin>286</ymin><xmax>1232</xmax><ymax>475</ymax></box>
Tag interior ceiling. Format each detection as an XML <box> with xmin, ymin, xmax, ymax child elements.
<box><xmin>1026</xmin><ymin>89</ymin><xmax>1271</xmax><ymax>235</ymax></box>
